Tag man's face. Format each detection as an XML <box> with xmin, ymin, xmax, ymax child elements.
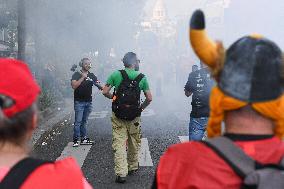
<box><xmin>82</xmin><ymin>60</ymin><xmax>91</xmax><ymax>71</ymax></box>
<box><xmin>192</xmin><ymin>65</ymin><xmax>198</xmax><ymax>72</ymax></box>
<box><xmin>134</xmin><ymin>58</ymin><xmax>140</xmax><ymax>71</ymax></box>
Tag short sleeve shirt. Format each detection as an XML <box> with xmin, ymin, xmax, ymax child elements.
<box><xmin>106</xmin><ymin>68</ymin><xmax>150</xmax><ymax>92</ymax></box>
<box><xmin>71</xmin><ymin>71</ymin><xmax>98</xmax><ymax>102</ymax></box>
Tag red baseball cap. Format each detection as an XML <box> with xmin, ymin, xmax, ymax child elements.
<box><xmin>0</xmin><ymin>58</ymin><xmax>41</xmax><ymax>117</ymax></box>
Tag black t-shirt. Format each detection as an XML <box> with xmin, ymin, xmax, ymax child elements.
<box><xmin>185</xmin><ymin>68</ymin><xmax>215</xmax><ymax>118</ymax></box>
<box><xmin>71</xmin><ymin>71</ymin><xmax>98</xmax><ymax>102</ymax></box>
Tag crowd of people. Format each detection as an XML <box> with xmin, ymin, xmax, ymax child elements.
<box><xmin>0</xmin><ymin>9</ymin><xmax>284</xmax><ymax>189</ymax></box>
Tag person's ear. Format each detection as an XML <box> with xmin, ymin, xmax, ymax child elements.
<box><xmin>26</xmin><ymin>112</ymin><xmax>38</xmax><ymax>140</ymax></box>
<box><xmin>31</xmin><ymin>112</ymin><xmax>38</xmax><ymax>130</ymax></box>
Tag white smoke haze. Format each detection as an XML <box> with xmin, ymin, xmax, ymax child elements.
<box><xmin>2</xmin><ymin>0</ymin><xmax>283</xmax><ymax>110</ymax></box>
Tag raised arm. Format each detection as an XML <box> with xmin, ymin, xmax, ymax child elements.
<box><xmin>71</xmin><ymin>72</ymin><xmax>88</xmax><ymax>90</ymax></box>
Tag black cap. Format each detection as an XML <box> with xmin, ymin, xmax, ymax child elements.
<box><xmin>122</xmin><ymin>52</ymin><xmax>137</xmax><ymax>66</ymax></box>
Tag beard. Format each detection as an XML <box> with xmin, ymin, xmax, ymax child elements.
<box><xmin>82</xmin><ymin>66</ymin><xmax>90</xmax><ymax>72</ymax></box>
<box><xmin>134</xmin><ymin>63</ymin><xmax>139</xmax><ymax>71</ymax></box>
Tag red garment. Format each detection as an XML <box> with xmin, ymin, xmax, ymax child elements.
<box><xmin>157</xmin><ymin>137</ymin><xmax>284</xmax><ymax>189</ymax></box>
<box><xmin>0</xmin><ymin>158</ymin><xmax>92</xmax><ymax>189</ymax></box>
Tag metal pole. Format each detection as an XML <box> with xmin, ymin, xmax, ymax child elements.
<box><xmin>17</xmin><ymin>0</ymin><xmax>26</xmax><ymax>61</ymax></box>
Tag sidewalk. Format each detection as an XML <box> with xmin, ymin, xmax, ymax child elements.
<box><xmin>31</xmin><ymin>98</ymin><xmax>73</xmax><ymax>147</ymax></box>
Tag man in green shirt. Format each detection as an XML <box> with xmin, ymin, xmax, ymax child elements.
<box><xmin>102</xmin><ymin>52</ymin><xmax>152</xmax><ymax>183</ymax></box>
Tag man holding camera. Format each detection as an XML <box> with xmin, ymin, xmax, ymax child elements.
<box><xmin>71</xmin><ymin>57</ymin><xmax>101</xmax><ymax>147</ymax></box>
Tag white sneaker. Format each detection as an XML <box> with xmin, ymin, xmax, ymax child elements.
<box><xmin>81</xmin><ymin>138</ymin><xmax>94</xmax><ymax>145</ymax></box>
<box><xmin>73</xmin><ymin>140</ymin><xmax>79</xmax><ymax>147</ymax></box>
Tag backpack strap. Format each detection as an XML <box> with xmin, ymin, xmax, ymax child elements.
<box><xmin>0</xmin><ymin>157</ymin><xmax>53</xmax><ymax>189</ymax></box>
<box><xmin>203</xmin><ymin>136</ymin><xmax>256</xmax><ymax>178</ymax></box>
<box><xmin>115</xmin><ymin>70</ymin><xmax>129</xmax><ymax>95</ymax></box>
<box><xmin>134</xmin><ymin>73</ymin><xmax>145</xmax><ymax>83</ymax></box>
<box><xmin>119</xmin><ymin>70</ymin><xmax>144</xmax><ymax>83</ymax></box>
<box><xmin>119</xmin><ymin>70</ymin><xmax>130</xmax><ymax>81</ymax></box>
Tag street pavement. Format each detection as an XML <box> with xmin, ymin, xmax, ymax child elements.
<box><xmin>32</xmin><ymin>86</ymin><xmax>191</xmax><ymax>189</ymax></box>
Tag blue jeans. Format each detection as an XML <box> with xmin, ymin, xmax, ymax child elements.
<box><xmin>73</xmin><ymin>101</ymin><xmax>93</xmax><ymax>141</ymax></box>
<box><xmin>188</xmin><ymin>117</ymin><xmax>208</xmax><ymax>141</ymax></box>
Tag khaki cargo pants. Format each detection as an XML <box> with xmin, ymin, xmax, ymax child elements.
<box><xmin>111</xmin><ymin>113</ymin><xmax>141</xmax><ymax>177</ymax></box>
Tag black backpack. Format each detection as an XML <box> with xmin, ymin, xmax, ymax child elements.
<box><xmin>0</xmin><ymin>158</ymin><xmax>52</xmax><ymax>189</ymax></box>
<box><xmin>112</xmin><ymin>70</ymin><xmax>144</xmax><ymax>121</ymax></box>
<box><xmin>204</xmin><ymin>136</ymin><xmax>284</xmax><ymax>189</ymax></box>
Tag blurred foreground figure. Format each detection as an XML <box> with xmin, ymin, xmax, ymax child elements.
<box><xmin>103</xmin><ymin>52</ymin><xmax>152</xmax><ymax>183</ymax></box>
<box><xmin>153</xmin><ymin>10</ymin><xmax>284</xmax><ymax>189</ymax></box>
<box><xmin>184</xmin><ymin>63</ymin><xmax>214</xmax><ymax>140</ymax></box>
<box><xmin>0</xmin><ymin>59</ymin><xmax>92</xmax><ymax>189</ymax></box>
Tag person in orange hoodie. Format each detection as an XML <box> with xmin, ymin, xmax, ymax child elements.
<box><xmin>153</xmin><ymin>10</ymin><xmax>284</xmax><ymax>189</ymax></box>
<box><xmin>0</xmin><ymin>59</ymin><xmax>92</xmax><ymax>189</ymax></box>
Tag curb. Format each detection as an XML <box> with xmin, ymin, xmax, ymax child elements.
<box><xmin>31</xmin><ymin>98</ymin><xmax>73</xmax><ymax>148</ymax></box>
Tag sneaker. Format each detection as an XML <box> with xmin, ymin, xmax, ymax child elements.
<box><xmin>73</xmin><ymin>140</ymin><xmax>79</xmax><ymax>147</ymax></box>
<box><xmin>115</xmin><ymin>176</ymin><xmax>126</xmax><ymax>184</ymax></box>
<box><xmin>81</xmin><ymin>137</ymin><xmax>94</xmax><ymax>145</ymax></box>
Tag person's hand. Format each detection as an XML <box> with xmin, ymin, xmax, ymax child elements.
<box><xmin>81</xmin><ymin>72</ymin><xmax>88</xmax><ymax>79</ymax></box>
<box><xmin>139</xmin><ymin>106</ymin><xmax>143</xmax><ymax>115</ymax></box>
<box><xmin>138</xmin><ymin>107</ymin><xmax>143</xmax><ymax>117</ymax></box>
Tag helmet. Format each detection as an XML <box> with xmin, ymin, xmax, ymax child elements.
<box><xmin>189</xmin><ymin>10</ymin><xmax>284</xmax><ymax>102</ymax></box>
